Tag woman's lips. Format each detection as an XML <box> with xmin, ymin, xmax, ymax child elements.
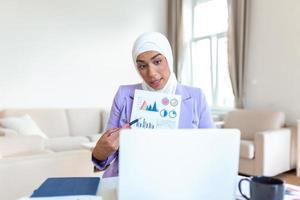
<box><xmin>149</xmin><ymin>79</ymin><xmax>162</xmax><ymax>89</ymax></box>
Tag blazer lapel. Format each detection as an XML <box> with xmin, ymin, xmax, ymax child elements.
<box><xmin>176</xmin><ymin>84</ymin><xmax>193</xmax><ymax>128</ymax></box>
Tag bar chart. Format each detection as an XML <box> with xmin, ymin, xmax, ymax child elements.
<box><xmin>135</xmin><ymin>118</ymin><xmax>155</xmax><ymax>129</ymax></box>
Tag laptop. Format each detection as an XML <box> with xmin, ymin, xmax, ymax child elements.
<box><xmin>118</xmin><ymin>129</ymin><xmax>240</xmax><ymax>200</ymax></box>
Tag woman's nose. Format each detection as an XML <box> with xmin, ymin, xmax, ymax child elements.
<box><xmin>147</xmin><ymin>64</ymin><xmax>158</xmax><ymax>77</ymax></box>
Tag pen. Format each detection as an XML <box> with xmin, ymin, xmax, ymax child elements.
<box><xmin>108</xmin><ymin>118</ymin><xmax>140</xmax><ymax>136</ymax></box>
<box><xmin>129</xmin><ymin>118</ymin><xmax>140</xmax><ymax>126</ymax></box>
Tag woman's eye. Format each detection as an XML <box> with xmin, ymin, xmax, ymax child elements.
<box><xmin>138</xmin><ymin>64</ymin><xmax>146</xmax><ymax>69</ymax></box>
<box><xmin>154</xmin><ymin>60</ymin><xmax>162</xmax><ymax>65</ymax></box>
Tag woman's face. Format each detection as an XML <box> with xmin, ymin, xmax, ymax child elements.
<box><xmin>136</xmin><ymin>51</ymin><xmax>170</xmax><ymax>90</ymax></box>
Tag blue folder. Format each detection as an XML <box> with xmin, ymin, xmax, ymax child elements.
<box><xmin>31</xmin><ymin>177</ymin><xmax>100</xmax><ymax>197</ymax></box>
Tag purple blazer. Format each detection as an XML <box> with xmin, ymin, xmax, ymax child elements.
<box><xmin>93</xmin><ymin>83</ymin><xmax>214</xmax><ymax>177</ymax></box>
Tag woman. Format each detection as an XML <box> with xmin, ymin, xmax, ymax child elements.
<box><xmin>92</xmin><ymin>32</ymin><xmax>214</xmax><ymax>177</ymax></box>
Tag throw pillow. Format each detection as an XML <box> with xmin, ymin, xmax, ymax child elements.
<box><xmin>0</xmin><ymin>115</ymin><xmax>48</xmax><ymax>139</ymax></box>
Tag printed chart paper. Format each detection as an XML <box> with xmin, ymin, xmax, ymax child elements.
<box><xmin>130</xmin><ymin>90</ymin><xmax>182</xmax><ymax>129</ymax></box>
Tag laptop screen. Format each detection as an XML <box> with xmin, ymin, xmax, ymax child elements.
<box><xmin>118</xmin><ymin>129</ymin><xmax>240</xmax><ymax>200</ymax></box>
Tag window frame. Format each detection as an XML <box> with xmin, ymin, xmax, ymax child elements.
<box><xmin>190</xmin><ymin>0</ymin><xmax>234</xmax><ymax>115</ymax></box>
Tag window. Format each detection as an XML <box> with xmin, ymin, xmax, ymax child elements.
<box><xmin>191</xmin><ymin>0</ymin><xmax>234</xmax><ymax>111</ymax></box>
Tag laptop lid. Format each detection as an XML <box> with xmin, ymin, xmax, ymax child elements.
<box><xmin>118</xmin><ymin>129</ymin><xmax>240</xmax><ymax>200</ymax></box>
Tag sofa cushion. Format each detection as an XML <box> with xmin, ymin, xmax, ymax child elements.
<box><xmin>0</xmin><ymin>135</ymin><xmax>45</xmax><ymax>157</ymax></box>
<box><xmin>66</xmin><ymin>109</ymin><xmax>103</xmax><ymax>137</ymax></box>
<box><xmin>0</xmin><ymin>150</ymin><xmax>94</xmax><ymax>200</ymax></box>
<box><xmin>224</xmin><ymin>110</ymin><xmax>285</xmax><ymax>140</ymax></box>
<box><xmin>0</xmin><ymin>115</ymin><xmax>48</xmax><ymax>139</ymax></box>
<box><xmin>46</xmin><ymin>136</ymin><xmax>89</xmax><ymax>152</ymax></box>
<box><xmin>100</xmin><ymin>109</ymin><xmax>110</xmax><ymax>131</ymax></box>
<box><xmin>0</xmin><ymin>109</ymin><xmax>70</xmax><ymax>138</ymax></box>
<box><xmin>0</xmin><ymin>127</ymin><xmax>18</xmax><ymax>136</ymax></box>
<box><xmin>87</xmin><ymin>133</ymin><xmax>103</xmax><ymax>142</ymax></box>
<box><xmin>240</xmin><ymin>140</ymin><xmax>255</xmax><ymax>159</ymax></box>
<box><xmin>5</xmin><ymin>149</ymin><xmax>53</xmax><ymax>158</ymax></box>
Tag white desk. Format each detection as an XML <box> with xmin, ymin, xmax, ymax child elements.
<box><xmin>98</xmin><ymin>177</ymin><xmax>118</xmax><ymax>200</ymax></box>
<box><xmin>99</xmin><ymin>177</ymin><xmax>243</xmax><ymax>200</ymax></box>
<box><xmin>99</xmin><ymin>176</ymin><xmax>300</xmax><ymax>200</ymax></box>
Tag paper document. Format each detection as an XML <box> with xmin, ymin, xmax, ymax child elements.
<box><xmin>284</xmin><ymin>184</ymin><xmax>300</xmax><ymax>200</ymax></box>
<box><xmin>130</xmin><ymin>90</ymin><xmax>182</xmax><ymax>129</ymax></box>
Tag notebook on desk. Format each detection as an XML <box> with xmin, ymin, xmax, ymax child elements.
<box><xmin>31</xmin><ymin>177</ymin><xmax>100</xmax><ymax>197</ymax></box>
<box><xmin>118</xmin><ymin>129</ymin><xmax>241</xmax><ymax>200</ymax></box>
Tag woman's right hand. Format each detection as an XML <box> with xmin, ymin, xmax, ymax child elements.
<box><xmin>92</xmin><ymin>128</ymin><xmax>121</xmax><ymax>161</ymax></box>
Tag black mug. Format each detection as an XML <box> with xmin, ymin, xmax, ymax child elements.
<box><xmin>238</xmin><ymin>176</ymin><xmax>285</xmax><ymax>200</ymax></box>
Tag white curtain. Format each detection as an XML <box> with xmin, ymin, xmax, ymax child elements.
<box><xmin>167</xmin><ymin>0</ymin><xmax>193</xmax><ymax>85</ymax></box>
<box><xmin>227</xmin><ymin>0</ymin><xmax>249</xmax><ymax>108</ymax></box>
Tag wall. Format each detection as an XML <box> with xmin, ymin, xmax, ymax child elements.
<box><xmin>0</xmin><ymin>0</ymin><xmax>167</xmax><ymax>109</ymax></box>
<box><xmin>244</xmin><ymin>0</ymin><xmax>300</xmax><ymax>124</ymax></box>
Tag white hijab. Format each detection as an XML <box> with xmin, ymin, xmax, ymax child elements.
<box><xmin>132</xmin><ymin>32</ymin><xmax>177</xmax><ymax>94</ymax></box>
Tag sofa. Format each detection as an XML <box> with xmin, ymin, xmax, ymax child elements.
<box><xmin>0</xmin><ymin>133</ymin><xmax>96</xmax><ymax>200</ymax></box>
<box><xmin>223</xmin><ymin>109</ymin><xmax>296</xmax><ymax>176</ymax></box>
<box><xmin>0</xmin><ymin>108</ymin><xmax>110</xmax><ymax>200</ymax></box>
<box><xmin>0</xmin><ymin>108</ymin><xmax>110</xmax><ymax>151</ymax></box>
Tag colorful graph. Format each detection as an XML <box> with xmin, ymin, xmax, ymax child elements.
<box><xmin>135</xmin><ymin>118</ymin><xmax>155</xmax><ymax>129</ymax></box>
<box><xmin>140</xmin><ymin>101</ymin><xmax>158</xmax><ymax>112</ymax></box>
<box><xmin>131</xmin><ymin>89</ymin><xmax>181</xmax><ymax>129</ymax></box>
<box><xmin>161</xmin><ymin>97</ymin><xmax>169</xmax><ymax>106</ymax></box>
<box><xmin>160</xmin><ymin>109</ymin><xmax>168</xmax><ymax>117</ymax></box>
<box><xmin>170</xmin><ymin>98</ymin><xmax>178</xmax><ymax>107</ymax></box>
<box><xmin>156</xmin><ymin>120</ymin><xmax>176</xmax><ymax>129</ymax></box>
<box><xmin>169</xmin><ymin>110</ymin><xmax>177</xmax><ymax>118</ymax></box>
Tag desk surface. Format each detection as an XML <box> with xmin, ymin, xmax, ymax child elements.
<box><xmin>99</xmin><ymin>177</ymin><xmax>118</xmax><ymax>200</ymax></box>
<box><xmin>99</xmin><ymin>176</ymin><xmax>300</xmax><ymax>200</ymax></box>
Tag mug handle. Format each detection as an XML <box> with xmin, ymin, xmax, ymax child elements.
<box><xmin>238</xmin><ymin>178</ymin><xmax>250</xmax><ymax>200</ymax></box>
